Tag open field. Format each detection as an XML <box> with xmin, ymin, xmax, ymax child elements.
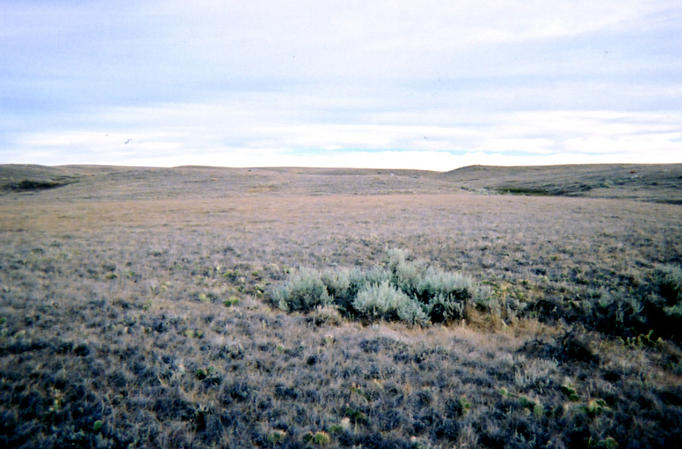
<box><xmin>1</xmin><ymin>164</ymin><xmax>681</xmax><ymax>448</ymax></box>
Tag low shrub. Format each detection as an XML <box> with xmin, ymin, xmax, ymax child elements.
<box><xmin>303</xmin><ymin>430</ymin><xmax>331</xmax><ymax>445</ymax></box>
<box><xmin>308</xmin><ymin>305</ymin><xmax>344</xmax><ymax>326</ymax></box>
<box><xmin>271</xmin><ymin>268</ymin><xmax>331</xmax><ymax>312</ymax></box>
<box><xmin>638</xmin><ymin>265</ymin><xmax>682</xmax><ymax>341</ymax></box>
<box><xmin>353</xmin><ymin>281</ymin><xmax>428</xmax><ymax>326</ymax></box>
<box><xmin>415</xmin><ymin>267</ymin><xmax>473</xmax><ymax>304</ymax></box>
<box><xmin>269</xmin><ymin>249</ymin><xmax>491</xmax><ymax>326</ymax></box>
<box><xmin>386</xmin><ymin>248</ymin><xmax>426</xmax><ymax>297</ymax></box>
<box><xmin>655</xmin><ymin>264</ymin><xmax>682</xmax><ymax>304</ymax></box>
<box><xmin>320</xmin><ymin>268</ymin><xmax>351</xmax><ymax>302</ymax></box>
<box><xmin>266</xmin><ymin>429</ymin><xmax>287</xmax><ymax>444</ymax></box>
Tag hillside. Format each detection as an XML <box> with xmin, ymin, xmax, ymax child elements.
<box><xmin>0</xmin><ymin>165</ymin><xmax>450</xmax><ymax>200</ymax></box>
<box><xmin>442</xmin><ymin>164</ymin><xmax>682</xmax><ymax>204</ymax></box>
<box><xmin>2</xmin><ymin>163</ymin><xmax>680</xmax><ymax>204</ymax></box>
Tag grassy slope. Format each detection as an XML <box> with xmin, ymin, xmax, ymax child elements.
<box><xmin>442</xmin><ymin>164</ymin><xmax>682</xmax><ymax>204</ymax></box>
<box><xmin>0</xmin><ymin>164</ymin><xmax>680</xmax><ymax>449</ymax></box>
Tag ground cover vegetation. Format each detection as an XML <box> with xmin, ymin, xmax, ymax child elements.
<box><xmin>0</xmin><ymin>164</ymin><xmax>680</xmax><ymax>448</ymax></box>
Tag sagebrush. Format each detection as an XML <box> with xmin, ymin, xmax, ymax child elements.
<box><xmin>270</xmin><ymin>249</ymin><xmax>494</xmax><ymax>326</ymax></box>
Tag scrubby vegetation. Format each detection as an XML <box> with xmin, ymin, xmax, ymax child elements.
<box><xmin>271</xmin><ymin>249</ymin><xmax>492</xmax><ymax>327</ymax></box>
<box><xmin>526</xmin><ymin>263</ymin><xmax>682</xmax><ymax>344</ymax></box>
<box><xmin>272</xmin><ymin>251</ymin><xmax>682</xmax><ymax>347</ymax></box>
<box><xmin>0</xmin><ymin>165</ymin><xmax>680</xmax><ymax>448</ymax></box>
<box><xmin>656</xmin><ymin>264</ymin><xmax>682</xmax><ymax>305</ymax></box>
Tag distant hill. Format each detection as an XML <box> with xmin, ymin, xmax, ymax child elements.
<box><xmin>0</xmin><ymin>164</ymin><xmax>447</xmax><ymax>200</ymax></box>
<box><xmin>441</xmin><ymin>164</ymin><xmax>682</xmax><ymax>204</ymax></box>
<box><xmin>0</xmin><ymin>164</ymin><xmax>81</xmax><ymax>192</ymax></box>
<box><xmin>1</xmin><ymin>163</ymin><xmax>680</xmax><ymax>203</ymax></box>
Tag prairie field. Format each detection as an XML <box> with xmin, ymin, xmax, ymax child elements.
<box><xmin>1</xmin><ymin>164</ymin><xmax>681</xmax><ymax>449</ymax></box>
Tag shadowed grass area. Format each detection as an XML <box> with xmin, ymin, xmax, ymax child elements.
<box><xmin>494</xmin><ymin>184</ymin><xmax>592</xmax><ymax>196</ymax></box>
<box><xmin>2</xmin><ymin>179</ymin><xmax>75</xmax><ymax>191</ymax></box>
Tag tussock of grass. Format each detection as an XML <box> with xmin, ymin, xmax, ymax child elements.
<box><xmin>270</xmin><ymin>249</ymin><xmax>494</xmax><ymax>326</ymax></box>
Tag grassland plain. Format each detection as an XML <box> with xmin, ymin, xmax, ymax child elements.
<box><xmin>0</xmin><ymin>164</ymin><xmax>681</xmax><ymax>449</ymax></box>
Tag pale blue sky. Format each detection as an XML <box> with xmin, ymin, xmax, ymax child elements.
<box><xmin>1</xmin><ymin>0</ymin><xmax>681</xmax><ymax>170</ymax></box>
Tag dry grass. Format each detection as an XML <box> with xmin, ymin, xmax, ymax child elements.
<box><xmin>0</xmin><ymin>165</ymin><xmax>680</xmax><ymax>448</ymax></box>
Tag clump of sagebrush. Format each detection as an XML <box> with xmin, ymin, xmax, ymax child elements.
<box><xmin>655</xmin><ymin>264</ymin><xmax>682</xmax><ymax>305</ymax></box>
<box><xmin>353</xmin><ymin>280</ymin><xmax>429</xmax><ymax>326</ymax></box>
<box><xmin>269</xmin><ymin>249</ymin><xmax>493</xmax><ymax>326</ymax></box>
<box><xmin>653</xmin><ymin>264</ymin><xmax>682</xmax><ymax>340</ymax></box>
<box><xmin>271</xmin><ymin>267</ymin><xmax>331</xmax><ymax>312</ymax></box>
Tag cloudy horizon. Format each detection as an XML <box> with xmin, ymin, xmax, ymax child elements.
<box><xmin>1</xmin><ymin>0</ymin><xmax>681</xmax><ymax>171</ymax></box>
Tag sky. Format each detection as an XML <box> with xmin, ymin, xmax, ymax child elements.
<box><xmin>1</xmin><ymin>0</ymin><xmax>681</xmax><ymax>171</ymax></box>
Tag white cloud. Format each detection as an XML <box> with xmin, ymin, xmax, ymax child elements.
<box><xmin>2</xmin><ymin>1</ymin><xmax>681</xmax><ymax>167</ymax></box>
<box><xmin>7</xmin><ymin>97</ymin><xmax>681</xmax><ymax>169</ymax></box>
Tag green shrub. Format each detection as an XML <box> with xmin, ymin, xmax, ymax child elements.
<box><xmin>644</xmin><ymin>265</ymin><xmax>682</xmax><ymax>341</ymax></box>
<box><xmin>427</xmin><ymin>293</ymin><xmax>464</xmax><ymax>323</ymax></box>
<box><xmin>223</xmin><ymin>296</ymin><xmax>240</xmax><ymax>307</ymax></box>
<box><xmin>268</xmin><ymin>249</ymin><xmax>485</xmax><ymax>327</ymax></box>
<box><xmin>320</xmin><ymin>268</ymin><xmax>351</xmax><ymax>299</ymax></box>
<box><xmin>328</xmin><ymin>424</ymin><xmax>343</xmax><ymax>434</ymax></box>
<box><xmin>329</xmin><ymin>417</ymin><xmax>351</xmax><ymax>434</ymax></box>
<box><xmin>271</xmin><ymin>268</ymin><xmax>331</xmax><ymax>312</ymax></box>
<box><xmin>656</xmin><ymin>265</ymin><xmax>682</xmax><ymax>332</ymax></box>
<box><xmin>320</xmin><ymin>268</ymin><xmax>356</xmax><ymax>313</ymax></box>
<box><xmin>385</xmin><ymin>247</ymin><xmax>409</xmax><ymax>270</ymax></box>
<box><xmin>416</xmin><ymin>267</ymin><xmax>473</xmax><ymax>303</ymax></box>
<box><xmin>267</xmin><ymin>429</ymin><xmax>287</xmax><ymax>444</ymax></box>
<box><xmin>593</xmin><ymin>437</ymin><xmax>618</xmax><ymax>449</ymax></box>
<box><xmin>344</xmin><ymin>406</ymin><xmax>367</xmax><ymax>424</ymax></box>
<box><xmin>390</xmin><ymin>258</ymin><xmax>480</xmax><ymax>323</ymax></box>
<box><xmin>655</xmin><ymin>264</ymin><xmax>682</xmax><ymax>304</ymax></box>
<box><xmin>318</xmin><ymin>267</ymin><xmax>392</xmax><ymax>313</ymax></box>
<box><xmin>359</xmin><ymin>266</ymin><xmax>392</xmax><ymax>289</ymax></box>
<box><xmin>584</xmin><ymin>398</ymin><xmax>609</xmax><ymax>417</ymax></box>
<box><xmin>309</xmin><ymin>305</ymin><xmax>343</xmax><ymax>326</ymax></box>
<box><xmin>395</xmin><ymin>297</ymin><xmax>430</xmax><ymax>326</ymax></box>
<box><xmin>386</xmin><ymin>248</ymin><xmax>426</xmax><ymax>296</ymax></box>
<box><xmin>353</xmin><ymin>281</ymin><xmax>428</xmax><ymax>325</ymax></box>
<box><xmin>560</xmin><ymin>384</ymin><xmax>580</xmax><ymax>401</ymax></box>
<box><xmin>458</xmin><ymin>396</ymin><xmax>472</xmax><ymax>415</ymax></box>
<box><xmin>663</xmin><ymin>302</ymin><xmax>682</xmax><ymax>318</ymax></box>
<box><xmin>303</xmin><ymin>431</ymin><xmax>331</xmax><ymax>445</ymax></box>
<box><xmin>472</xmin><ymin>285</ymin><xmax>498</xmax><ymax>313</ymax></box>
